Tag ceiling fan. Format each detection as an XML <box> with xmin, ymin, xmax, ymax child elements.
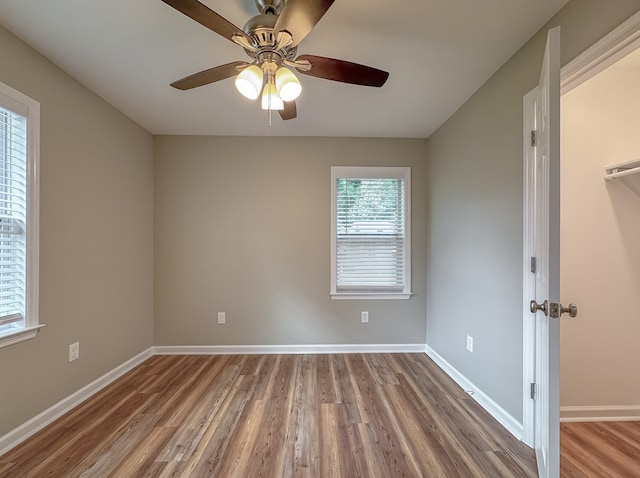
<box><xmin>161</xmin><ymin>0</ymin><xmax>390</xmax><ymax>120</ymax></box>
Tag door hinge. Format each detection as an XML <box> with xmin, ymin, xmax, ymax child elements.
<box><xmin>530</xmin><ymin>382</ymin><xmax>537</xmax><ymax>400</ymax></box>
<box><xmin>530</xmin><ymin>256</ymin><xmax>537</xmax><ymax>274</ymax></box>
<box><xmin>531</xmin><ymin>130</ymin><xmax>537</xmax><ymax>147</ymax></box>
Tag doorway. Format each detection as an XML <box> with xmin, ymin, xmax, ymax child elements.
<box><xmin>558</xmin><ymin>28</ymin><xmax>640</xmax><ymax>476</ymax></box>
<box><xmin>560</xmin><ymin>44</ymin><xmax>640</xmax><ymax>424</ymax></box>
<box><xmin>523</xmin><ymin>9</ymin><xmax>640</xmax><ymax>476</ymax></box>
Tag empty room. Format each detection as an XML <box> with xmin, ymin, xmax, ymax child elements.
<box><xmin>0</xmin><ymin>1</ymin><xmax>639</xmax><ymax>477</ymax></box>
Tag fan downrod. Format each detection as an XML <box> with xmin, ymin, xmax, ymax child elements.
<box><xmin>255</xmin><ymin>0</ymin><xmax>285</xmax><ymax>16</ymax></box>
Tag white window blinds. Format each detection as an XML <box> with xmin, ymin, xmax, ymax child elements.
<box><xmin>0</xmin><ymin>107</ymin><xmax>27</xmax><ymax>327</ymax></box>
<box><xmin>331</xmin><ymin>167</ymin><xmax>411</xmax><ymax>298</ymax></box>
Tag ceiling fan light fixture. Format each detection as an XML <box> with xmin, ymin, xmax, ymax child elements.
<box><xmin>163</xmin><ymin>0</ymin><xmax>389</xmax><ymax>122</ymax></box>
<box><xmin>261</xmin><ymin>82</ymin><xmax>284</xmax><ymax>110</ymax></box>
<box><xmin>235</xmin><ymin>65</ymin><xmax>263</xmax><ymax>100</ymax></box>
<box><xmin>275</xmin><ymin>67</ymin><xmax>302</xmax><ymax>102</ymax></box>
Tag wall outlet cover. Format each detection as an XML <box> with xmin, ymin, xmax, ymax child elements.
<box><xmin>69</xmin><ymin>342</ymin><xmax>80</xmax><ymax>362</ymax></box>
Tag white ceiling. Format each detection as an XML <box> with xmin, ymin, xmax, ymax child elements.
<box><xmin>0</xmin><ymin>0</ymin><xmax>569</xmax><ymax>138</ymax></box>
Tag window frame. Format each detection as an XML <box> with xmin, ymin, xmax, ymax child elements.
<box><xmin>0</xmin><ymin>81</ymin><xmax>41</xmax><ymax>348</ymax></box>
<box><xmin>330</xmin><ymin>166</ymin><xmax>412</xmax><ymax>300</ymax></box>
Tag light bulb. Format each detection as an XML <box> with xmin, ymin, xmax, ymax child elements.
<box><xmin>261</xmin><ymin>82</ymin><xmax>284</xmax><ymax>110</ymax></box>
<box><xmin>275</xmin><ymin>67</ymin><xmax>302</xmax><ymax>102</ymax></box>
<box><xmin>235</xmin><ymin>65</ymin><xmax>263</xmax><ymax>100</ymax></box>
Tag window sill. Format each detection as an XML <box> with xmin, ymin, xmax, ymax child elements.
<box><xmin>0</xmin><ymin>324</ymin><xmax>45</xmax><ymax>349</ymax></box>
<box><xmin>330</xmin><ymin>292</ymin><xmax>412</xmax><ymax>300</ymax></box>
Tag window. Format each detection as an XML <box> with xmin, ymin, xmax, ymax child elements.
<box><xmin>331</xmin><ymin>166</ymin><xmax>411</xmax><ymax>299</ymax></box>
<box><xmin>0</xmin><ymin>81</ymin><xmax>40</xmax><ymax>348</ymax></box>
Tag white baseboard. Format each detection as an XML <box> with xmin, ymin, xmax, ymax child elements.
<box><xmin>153</xmin><ymin>343</ymin><xmax>426</xmax><ymax>355</ymax></box>
<box><xmin>0</xmin><ymin>347</ymin><xmax>154</xmax><ymax>456</ymax></box>
<box><xmin>425</xmin><ymin>345</ymin><xmax>524</xmax><ymax>441</ymax></box>
<box><xmin>560</xmin><ymin>405</ymin><xmax>640</xmax><ymax>422</ymax></box>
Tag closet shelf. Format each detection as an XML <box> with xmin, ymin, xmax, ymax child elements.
<box><xmin>604</xmin><ymin>158</ymin><xmax>640</xmax><ymax>196</ymax></box>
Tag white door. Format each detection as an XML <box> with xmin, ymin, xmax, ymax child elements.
<box><xmin>530</xmin><ymin>27</ymin><xmax>561</xmax><ymax>478</ymax></box>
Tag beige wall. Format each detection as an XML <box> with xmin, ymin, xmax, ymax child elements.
<box><xmin>561</xmin><ymin>66</ymin><xmax>640</xmax><ymax>408</ymax></box>
<box><xmin>154</xmin><ymin>136</ymin><xmax>427</xmax><ymax>346</ymax></box>
<box><xmin>425</xmin><ymin>0</ymin><xmax>640</xmax><ymax>421</ymax></box>
<box><xmin>0</xmin><ymin>26</ymin><xmax>154</xmax><ymax>436</ymax></box>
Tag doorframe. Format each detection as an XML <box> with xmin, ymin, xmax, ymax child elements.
<box><xmin>522</xmin><ymin>88</ymin><xmax>537</xmax><ymax>448</ymax></box>
<box><xmin>522</xmin><ymin>8</ymin><xmax>640</xmax><ymax>446</ymax></box>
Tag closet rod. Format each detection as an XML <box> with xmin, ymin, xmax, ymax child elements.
<box><xmin>604</xmin><ymin>167</ymin><xmax>640</xmax><ymax>181</ymax></box>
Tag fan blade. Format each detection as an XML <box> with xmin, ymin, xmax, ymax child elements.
<box><xmin>171</xmin><ymin>61</ymin><xmax>249</xmax><ymax>90</ymax></box>
<box><xmin>274</xmin><ymin>0</ymin><xmax>335</xmax><ymax>47</ymax></box>
<box><xmin>295</xmin><ymin>55</ymin><xmax>389</xmax><ymax>87</ymax></box>
<box><xmin>279</xmin><ymin>101</ymin><xmax>297</xmax><ymax>120</ymax></box>
<box><xmin>161</xmin><ymin>0</ymin><xmax>252</xmax><ymax>44</ymax></box>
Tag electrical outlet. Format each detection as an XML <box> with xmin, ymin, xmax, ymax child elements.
<box><xmin>361</xmin><ymin>311</ymin><xmax>369</xmax><ymax>323</ymax></box>
<box><xmin>69</xmin><ymin>342</ymin><xmax>80</xmax><ymax>362</ymax></box>
<box><xmin>217</xmin><ymin>312</ymin><xmax>226</xmax><ymax>324</ymax></box>
<box><xmin>466</xmin><ymin>335</ymin><xmax>474</xmax><ymax>353</ymax></box>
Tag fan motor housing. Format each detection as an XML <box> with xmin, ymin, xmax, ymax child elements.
<box><xmin>243</xmin><ymin>14</ymin><xmax>277</xmax><ymax>47</ymax></box>
<box><xmin>243</xmin><ymin>13</ymin><xmax>297</xmax><ymax>61</ymax></box>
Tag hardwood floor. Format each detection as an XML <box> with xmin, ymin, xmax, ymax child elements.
<box><xmin>561</xmin><ymin>421</ymin><xmax>640</xmax><ymax>477</ymax></box>
<box><xmin>0</xmin><ymin>354</ymin><xmax>537</xmax><ymax>477</ymax></box>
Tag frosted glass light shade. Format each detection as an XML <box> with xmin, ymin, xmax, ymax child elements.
<box><xmin>261</xmin><ymin>83</ymin><xmax>284</xmax><ymax>110</ymax></box>
<box><xmin>235</xmin><ymin>65</ymin><xmax>263</xmax><ymax>100</ymax></box>
<box><xmin>275</xmin><ymin>67</ymin><xmax>302</xmax><ymax>101</ymax></box>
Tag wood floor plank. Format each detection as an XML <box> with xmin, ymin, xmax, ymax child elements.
<box><xmin>245</xmin><ymin>355</ymin><xmax>297</xmax><ymax>478</ymax></box>
<box><xmin>365</xmin><ymin>353</ymin><xmax>400</xmax><ymax>386</ymax></box>
<box><xmin>282</xmin><ymin>354</ymin><xmax>319</xmax><ymax>478</ymax></box>
<box><xmin>215</xmin><ymin>395</ymin><xmax>267</xmax><ymax>478</ymax></box>
<box><xmin>1</xmin><ymin>363</ymin><xmax>152</xmax><ymax>468</ymax></box>
<box><xmin>156</xmin><ymin>356</ymin><xmax>239</xmax><ymax>462</ymax></box>
<box><xmin>179</xmin><ymin>373</ymin><xmax>257</xmax><ymax>477</ymax></box>
<box><xmin>0</xmin><ymin>353</ymin><xmax>540</xmax><ymax>477</ymax></box>
<box><xmin>382</xmin><ymin>380</ymin><xmax>466</xmax><ymax>477</ymax></box>
<box><xmin>605</xmin><ymin>421</ymin><xmax>640</xmax><ymax>456</ymax></box>
<box><xmin>247</xmin><ymin>354</ymin><xmax>277</xmax><ymax>401</ymax></box>
<box><xmin>345</xmin><ymin>355</ymin><xmax>422</xmax><ymax>477</ymax></box>
<box><xmin>318</xmin><ymin>403</ymin><xmax>341</xmax><ymax>478</ymax></box>
<box><xmin>400</xmin><ymin>375</ymin><xmax>484</xmax><ymax>477</ymax></box>
<box><xmin>356</xmin><ymin>422</ymin><xmax>395</xmax><ymax>478</ymax></box>
<box><xmin>73</xmin><ymin>413</ymin><xmax>162</xmax><ymax>477</ymax></box>
<box><xmin>22</xmin><ymin>390</ymin><xmax>159</xmax><ymax>477</ymax></box>
<box><xmin>332</xmin><ymin>411</ymin><xmax>369</xmax><ymax>477</ymax></box>
<box><xmin>107</xmin><ymin>425</ymin><xmax>177</xmax><ymax>477</ymax></box>
<box><xmin>561</xmin><ymin>421</ymin><xmax>640</xmax><ymax>477</ymax></box>
<box><xmin>316</xmin><ymin>354</ymin><xmax>338</xmax><ymax>404</ymax></box>
<box><xmin>482</xmin><ymin>450</ymin><xmax>535</xmax><ymax>478</ymax></box>
<box><xmin>330</xmin><ymin>354</ymin><xmax>363</xmax><ymax>425</ymax></box>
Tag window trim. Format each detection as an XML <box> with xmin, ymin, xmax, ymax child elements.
<box><xmin>330</xmin><ymin>166</ymin><xmax>412</xmax><ymax>300</ymax></box>
<box><xmin>0</xmin><ymin>81</ymin><xmax>41</xmax><ymax>348</ymax></box>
